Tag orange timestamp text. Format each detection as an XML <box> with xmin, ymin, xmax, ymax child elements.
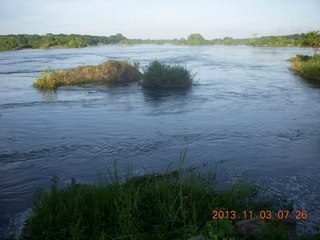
<box><xmin>212</xmin><ymin>210</ymin><xmax>308</xmax><ymax>220</ymax></box>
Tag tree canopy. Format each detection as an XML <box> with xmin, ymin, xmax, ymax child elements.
<box><xmin>0</xmin><ymin>32</ymin><xmax>315</xmax><ymax>51</ymax></box>
<box><xmin>0</xmin><ymin>33</ymin><xmax>127</xmax><ymax>51</ymax></box>
<box><xmin>301</xmin><ymin>31</ymin><xmax>320</xmax><ymax>56</ymax></box>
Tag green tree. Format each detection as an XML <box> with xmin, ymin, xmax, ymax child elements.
<box><xmin>187</xmin><ymin>33</ymin><xmax>206</xmax><ymax>45</ymax></box>
<box><xmin>301</xmin><ymin>30</ymin><xmax>320</xmax><ymax>56</ymax></box>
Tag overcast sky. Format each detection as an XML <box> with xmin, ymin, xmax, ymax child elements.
<box><xmin>0</xmin><ymin>0</ymin><xmax>319</xmax><ymax>39</ymax></box>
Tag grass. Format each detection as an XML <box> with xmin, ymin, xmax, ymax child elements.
<box><xmin>33</xmin><ymin>60</ymin><xmax>142</xmax><ymax>89</ymax></box>
<box><xmin>140</xmin><ymin>60</ymin><xmax>195</xmax><ymax>88</ymax></box>
<box><xmin>288</xmin><ymin>54</ymin><xmax>320</xmax><ymax>82</ymax></box>
<box><xmin>15</xmin><ymin>149</ymin><xmax>319</xmax><ymax>240</ymax></box>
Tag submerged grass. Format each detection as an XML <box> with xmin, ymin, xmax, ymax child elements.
<box><xmin>16</xmin><ymin>150</ymin><xmax>318</xmax><ymax>240</ymax></box>
<box><xmin>288</xmin><ymin>54</ymin><xmax>320</xmax><ymax>82</ymax></box>
<box><xmin>33</xmin><ymin>60</ymin><xmax>141</xmax><ymax>89</ymax></box>
<box><xmin>140</xmin><ymin>60</ymin><xmax>195</xmax><ymax>88</ymax></box>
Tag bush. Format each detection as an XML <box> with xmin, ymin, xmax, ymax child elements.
<box><xmin>140</xmin><ymin>60</ymin><xmax>194</xmax><ymax>88</ymax></box>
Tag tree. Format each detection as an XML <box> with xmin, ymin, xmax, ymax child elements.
<box><xmin>301</xmin><ymin>31</ymin><xmax>320</xmax><ymax>56</ymax></box>
<box><xmin>187</xmin><ymin>33</ymin><xmax>206</xmax><ymax>45</ymax></box>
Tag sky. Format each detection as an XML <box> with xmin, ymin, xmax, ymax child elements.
<box><xmin>0</xmin><ymin>0</ymin><xmax>319</xmax><ymax>39</ymax></box>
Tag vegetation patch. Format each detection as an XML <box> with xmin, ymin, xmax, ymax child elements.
<box><xmin>1</xmin><ymin>31</ymin><xmax>318</xmax><ymax>50</ymax></box>
<box><xmin>140</xmin><ymin>60</ymin><xmax>194</xmax><ymax>88</ymax></box>
<box><xmin>0</xmin><ymin>34</ymin><xmax>127</xmax><ymax>51</ymax></box>
<box><xmin>33</xmin><ymin>60</ymin><xmax>141</xmax><ymax>89</ymax></box>
<box><xmin>14</xmin><ymin>149</ymin><xmax>319</xmax><ymax>240</ymax></box>
<box><xmin>288</xmin><ymin>54</ymin><xmax>320</xmax><ymax>82</ymax></box>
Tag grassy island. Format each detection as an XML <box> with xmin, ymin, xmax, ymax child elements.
<box><xmin>33</xmin><ymin>60</ymin><xmax>141</xmax><ymax>89</ymax></box>
<box><xmin>140</xmin><ymin>60</ymin><xmax>194</xmax><ymax>88</ymax></box>
<box><xmin>288</xmin><ymin>55</ymin><xmax>320</xmax><ymax>82</ymax></box>
<box><xmin>14</xmin><ymin>151</ymin><xmax>319</xmax><ymax>240</ymax></box>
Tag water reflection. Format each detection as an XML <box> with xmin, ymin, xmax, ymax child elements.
<box><xmin>293</xmin><ymin>75</ymin><xmax>320</xmax><ymax>88</ymax></box>
<box><xmin>37</xmin><ymin>89</ymin><xmax>58</xmax><ymax>101</ymax></box>
<box><xmin>142</xmin><ymin>87</ymin><xmax>192</xmax><ymax>102</ymax></box>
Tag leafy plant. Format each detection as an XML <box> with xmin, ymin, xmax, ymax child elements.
<box><xmin>204</xmin><ymin>219</ymin><xmax>234</xmax><ymax>239</ymax></box>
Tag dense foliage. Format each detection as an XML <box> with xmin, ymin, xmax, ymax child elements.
<box><xmin>288</xmin><ymin>54</ymin><xmax>320</xmax><ymax>82</ymax></box>
<box><xmin>0</xmin><ymin>32</ymin><xmax>314</xmax><ymax>51</ymax></box>
<box><xmin>172</xmin><ymin>33</ymin><xmax>306</xmax><ymax>47</ymax></box>
<box><xmin>301</xmin><ymin>31</ymin><xmax>320</xmax><ymax>56</ymax></box>
<box><xmin>117</xmin><ymin>33</ymin><xmax>307</xmax><ymax>47</ymax></box>
<box><xmin>0</xmin><ymin>33</ymin><xmax>126</xmax><ymax>51</ymax></box>
<box><xmin>140</xmin><ymin>60</ymin><xmax>194</xmax><ymax>88</ymax></box>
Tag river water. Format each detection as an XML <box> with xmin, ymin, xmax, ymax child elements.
<box><xmin>0</xmin><ymin>45</ymin><xmax>319</xmax><ymax>238</ymax></box>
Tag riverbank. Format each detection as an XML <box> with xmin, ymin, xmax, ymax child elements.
<box><xmin>0</xmin><ymin>33</ymin><xmax>305</xmax><ymax>51</ymax></box>
<box><xmin>288</xmin><ymin>55</ymin><xmax>320</xmax><ymax>82</ymax></box>
<box><xmin>8</xmin><ymin>151</ymin><xmax>319</xmax><ymax>240</ymax></box>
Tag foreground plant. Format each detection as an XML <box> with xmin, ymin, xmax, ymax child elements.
<box><xmin>33</xmin><ymin>60</ymin><xmax>141</xmax><ymax>89</ymax></box>
<box><xmin>140</xmin><ymin>60</ymin><xmax>195</xmax><ymax>88</ymax></box>
<box><xmin>18</xmin><ymin>149</ymin><xmax>317</xmax><ymax>240</ymax></box>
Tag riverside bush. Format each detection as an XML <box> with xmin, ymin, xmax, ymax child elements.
<box><xmin>140</xmin><ymin>60</ymin><xmax>194</xmax><ymax>88</ymax></box>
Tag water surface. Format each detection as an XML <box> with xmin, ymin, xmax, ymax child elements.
<box><xmin>0</xmin><ymin>45</ymin><xmax>319</xmax><ymax>237</ymax></box>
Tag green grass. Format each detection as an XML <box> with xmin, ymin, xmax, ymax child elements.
<box><xmin>33</xmin><ymin>60</ymin><xmax>141</xmax><ymax>89</ymax></box>
<box><xmin>288</xmin><ymin>54</ymin><xmax>320</xmax><ymax>82</ymax></box>
<box><xmin>16</xmin><ymin>150</ymin><xmax>319</xmax><ymax>240</ymax></box>
<box><xmin>140</xmin><ymin>60</ymin><xmax>195</xmax><ymax>88</ymax></box>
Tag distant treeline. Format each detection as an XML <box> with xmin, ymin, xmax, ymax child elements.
<box><xmin>121</xmin><ymin>33</ymin><xmax>305</xmax><ymax>47</ymax></box>
<box><xmin>0</xmin><ymin>33</ymin><xmax>126</xmax><ymax>51</ymax></box>
<box><xmin>0</xmin><ymin>32</ymin><xmax>307</xmax><ymax>51</ymax></box>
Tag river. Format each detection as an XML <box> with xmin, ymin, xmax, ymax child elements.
<box><xmin>0</xmin><ymin>44</ymin><xmax>319</xmax><ymax>238</ymax></box>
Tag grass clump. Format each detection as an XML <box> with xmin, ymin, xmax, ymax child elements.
<box><xmin>140</xmin><ymin>60</ymin><xmax>194</xmax><ymax>88</ymax></box>
<box><xmin>18</xmin><ymin>150</ymin><xmax>306</xmax><ymax>240</ymax></box>
<box><xmin>33</xmin><ymin>60</ymin><xmax>142</xmax><ymax>89</ymax></box>
<box><xmin>288</xmin><ymin>54</ymin><xmax>320</xmax><ymax>82</ymax></box>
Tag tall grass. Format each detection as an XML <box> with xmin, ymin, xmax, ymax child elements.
<box><xmin>288</xmin><ymin>54</ymin><xmax>320</xmax><ymax>82</ymax></box>
<box><xmin>19</xmin><ymin>149</ymin><xmax>304</xmax><ymax>240</ymax></box>
<box><xmin>33</xmin><ymin>60</ymin><xmax>141</xmax><ymax>89</ymax></box>
<box><xmin>140</xmin><ymin>60</ymin><xmax>194</xmax><ymax>88</ymax></box>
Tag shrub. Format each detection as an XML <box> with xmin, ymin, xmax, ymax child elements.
<box><xmin>33</xmin><ymin>60</ymin><xmax>142</xmax><ymax>89</ymax></box>
<box><xmin>140</xmin><ymin>60</ymin><xmax>194</xmax><ymax>88</ymax></box>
